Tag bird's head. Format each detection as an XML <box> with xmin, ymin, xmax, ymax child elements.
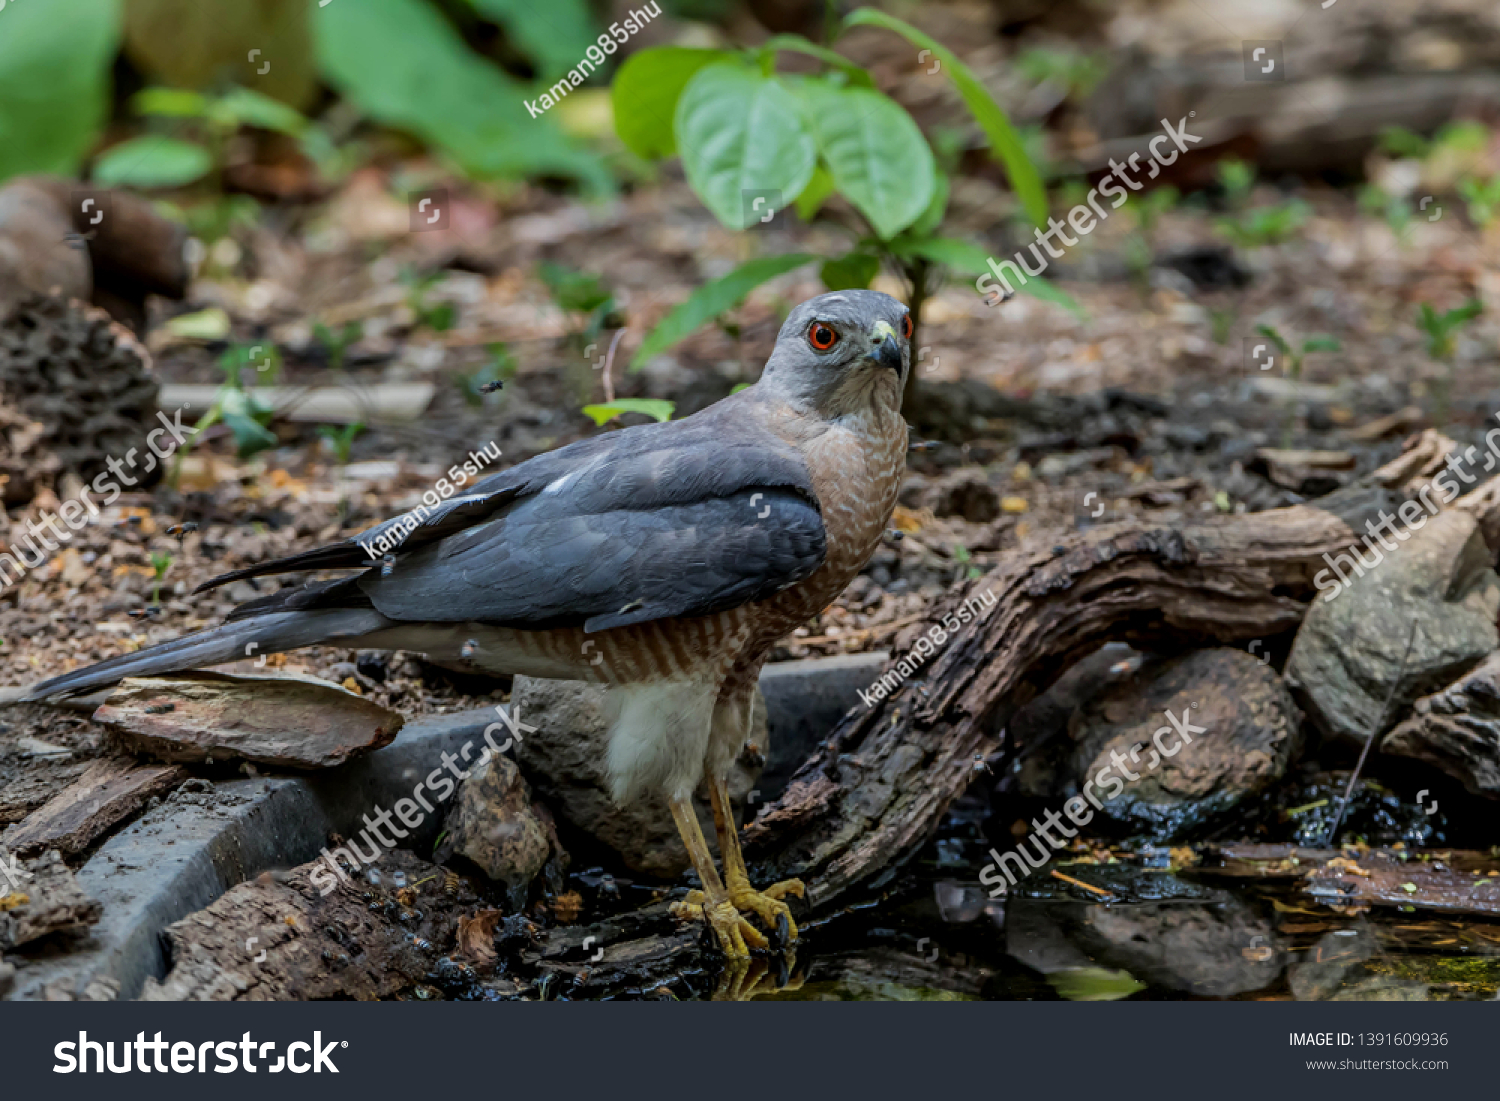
<box><xmin>757</xmin><ymin>290</ymin><xmax>910</xmax><ymax>418</ymax></box>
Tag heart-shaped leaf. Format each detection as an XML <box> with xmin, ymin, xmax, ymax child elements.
<box><xmin>793</xmin><ymin>79</ymin><xmax>935</xmax><ymax>240</ymax></box>
<box><xmin>820</xmin><ymin>251</ymin><xmax>880</xmax><ymax>291</ymax></box>
<box><xmin>581</xmin><ymin>398</ymin><xmax>676</xmax><ymax>425</ymax></box>
<box><xmin>612</xmin><ymin>47</ymin><xmax>729</xmax><ymax>160</ymax></box>
<box><xmin>675</xmin><ymin>63</ymin><xmax>815</xmax><ymax>231</ymax></box>
<box><xmin>93</xmin><ymin>136</ymin><xmax>213</xmax><ymax>188</ymax></box>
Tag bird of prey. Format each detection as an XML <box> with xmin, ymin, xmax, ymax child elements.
<box><xmin>20</xmin><ymin>289</ymin><xmax>913</xmax><ymax>959</ymax></box>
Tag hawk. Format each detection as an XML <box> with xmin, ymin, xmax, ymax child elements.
<box><xmin>20</xmin><ymin>289</ymin><xmax>912</xmax><ymax>958</ymax></box>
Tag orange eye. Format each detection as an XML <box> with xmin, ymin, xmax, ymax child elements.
<box><xmin>808</xmin><ymin>322</ymin><xmax>838</xmax><ymax>351</ymax></box>
<box><xmin>901</xmin><ymin>314</ymin><xmax>913</xmax><ymax>340</ymax></box>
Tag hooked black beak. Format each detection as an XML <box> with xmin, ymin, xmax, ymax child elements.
<box><xmin>871</xmin><ymin>335</ymin><xmax>903</xmax><ymax>374</ymax></box>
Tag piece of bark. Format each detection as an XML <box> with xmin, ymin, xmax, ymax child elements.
<box><xmin>142</xmin><ymin>850</ymin><xmax>483</xmax><ymax>1001</ymax></box>
<box><xmin>743</xmin><ymin>434</ymin><xmax>1500</xmax><ymax>909</ymax></box>
<box><xmin>0</xmin><ymin>850</ymin><xmax>103</xmax><ymax>949</ymax></box>
<box><xmin>2</xmin><ymin>757</ymin><xmax>185</xmax><ymax>857</ymax></box>
<box><xmin>1304</xmin><ymin>851</ymin><xmax>1500</xmax><ymax>917</ymax></box>
<box><xmin>0</xmin><ymin>762</ymin><xmax>88</xmax><ymax>826</ymax></box>
<box><xmin>94</xmin><ymin>671</ymin><xmax>403</xmax><ymax>769</ymax></box>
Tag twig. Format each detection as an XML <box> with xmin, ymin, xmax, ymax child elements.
<box><xmin>600</xmin><ymin>329</ymin><xmax>625</xmax><ymax>405</ymax></box>
<box><xmin>1050</xmin><ymin>869</ymin><xmax>1116</xmax><ymax>900</ymax></box>
<box><xmin>1324</xmin><ymin>622</ymin><xmax>1419</xmax><ymax>848</ymax></box>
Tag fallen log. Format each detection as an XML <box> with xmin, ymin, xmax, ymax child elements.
<box><xmin>745</xmin><ymin>432</ymin><xmax>1500</xmax><ymax>909</ymax></box>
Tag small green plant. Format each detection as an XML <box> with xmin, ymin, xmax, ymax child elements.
<box><xmin>312</xmin><ymin>320</ymin><xmax>364</xmax><ymax>373</ymax></box>
<box><xmin>1255</xmin><ymin>323</ymin><xmax>1341</xmax><ymax>446</ymax></box>
<box><xmin>462</xmin><ymin>344</ymin><xmax>519</xmax><ymax>407</ymax></box>
<box><xmin>1416</xmin><ymin>299</ymin><xmax>1483</xmax><ymax>425</ymax></box>
<box><xmin>400</xmin><ymin>269</ymin><xmax>456</xmax><ymax>333</ymax></box>
<box><xmin>1457</xmin><ymin>175</ymin><xmax>1500</xmax><ymax>228</ymax></box>
<box><xmin>1015</xmin><ymin>47</ymin><xmax>1108</xmax><ymax>104</ymax></box>
<box><xmin>93</xmin><ymin>87</ymin><xmax>309</xmax><ymax>191</ymax></box>
<box><xmin>580</xmin><ymin>399</ymin><xmax>676</xmax><ymax>426</ymax></box>
<box><xmin>610</xmin><ymin>8</ymin><xmax>1073</xmax><ymax>408</ymax></box>
<box><xmin>319</xmin><ymin>422</ymin><xmax>365</xmax><ymax>523</ymax></box>
<box><xmin>1215</xmin><ymin>159</ymin><xmax>1256</xmax><ymax>209</ymax></box>
<box><xmin>1217</xmin><ymin>200</ymin><xmax>1311</xmax><ymax>248</ymax></box>
<box><xmin>950</xmin><ymin>543</ymin><xmax>982</xmax><ymax>581</ymax></box>
<box><xmin>169</xmin><ymin>345</ymin><xmax>280</xmax><ymax>486</ymax></box>
<box><xmin>149</xmin><ymin>551</ymin><xmax>173</xmax><ymax>608</ymax></box>
<box><xmin>1358</xmin><ymin>184</ymin><xmax>1413</xmax><ymax>241</ymax></box>
<box><xmin>1122</xmin><ymin>186</ymin><xmax>1179</xmax><ymax>282</ymax></box>
<box><xmin>538</xmin><ymin>262</ymin><xmax>620</xmax><ymax>349</ymax></box>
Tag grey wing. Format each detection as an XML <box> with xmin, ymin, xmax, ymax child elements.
<box><xmin>358</xmin><ymin>485</ymin><xmax>825</xmax><ymax>631</ymax></box>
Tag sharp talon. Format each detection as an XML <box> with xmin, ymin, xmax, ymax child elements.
<box><xmin>773</xmin><ymin>951</ymin><xmax>790</xmax><ymax>989</ymax></box>
<box><xmin>775</xmin><ymin>910</ymin><xmax>791</xmax><ymax>949</ymax></box>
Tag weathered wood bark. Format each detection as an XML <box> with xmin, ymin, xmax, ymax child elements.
<box><xmin>745</xmin><ymin>433</ymin><xmax>1500</xmax><ymax>909</ymax></box>
<box><xmin>3</xmin><ymin>756</ymin><xmax>186</xmax><ymax>857</ymax></box>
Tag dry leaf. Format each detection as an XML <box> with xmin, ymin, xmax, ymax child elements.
<box><xmin>456</xmin><ymin>909</ymin><xmax>504</xmax><ymax>963</ymax></box>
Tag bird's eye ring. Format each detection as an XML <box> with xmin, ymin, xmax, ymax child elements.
<box><xmin>808</xmin><ymin>322</ymin><xmax>838</xmax><ymax>351</ymax></box>
<box><xmin>901</xmin><ymin>314</ymin><xmax>913</xmax><ymax>340</ymax></box>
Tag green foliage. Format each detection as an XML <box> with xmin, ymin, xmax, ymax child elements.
<box><xmin>314</xmin><ymin>0</ymin><xmax>609</xmax><ymax>196</ymax></box>
<box><xmin>400</xmin><ymin>269</ymin><xmax>455</xmax><ymax>333</ymax></box>
<box><xmin>1216</xmin><ymin>199</ymin><xmax>1310</xmax><ymax>247</ymax></box>
<box><xmin>468</xmin><ymin>0</ymin><xmax>597</xmax><ymax>85</ymax></box>
<box><xmin>221</xmin><ymin>342</ymin><xmax>282</xmax><ymax>387</ymax></box>
<box><xmin>0</xmin><ymin>0</ymin><xmax>119</xmax><ymax>183</ymax></box>
<box><xmin>311</xmin><ymin>320</ymin><xmax>363</xmax><ymax>373</ymax></box>
<box><xmin>630</xmin><ymin>253</ymin><xmax>815</xmax><ymax>368</ymax></box>
<box><xmin>888</xmin><ymin>234</ymin><xmax>1083</xmax><ymax>318</ymax></box>
<box><xmin>1127</xmin><ymin>186</ymin><xmax>1179</xmax><ymax>235</ymax></box>
<box><xmin>538</xmin><ymin>262</ymin><xmax>619</xmax><ymax>349</ymax></box>
<box><xmin>1377</xmin><ymin>126</ymin><xmax>1430</xmax><ymax>160</ymax></box>
<box><xmin>611</xmin><ymin>48</ymin><xmax>730</xmax><ymax>160</ymax></box>
<box><xmin>1215</xmin><ymin>158</ymin><xmax>1256</xmax><ymax>209</ymax></box>
<box><xmin>842</xmin><ymin>8</ymin><xmax>1047</xmax><ymax>228</ymax></box>
<box><xmin>1015</xmin><ymin>47</ymin><xmax>1108</xmax><ymax>103</ymax></box>
<box><xmin>1457</xmin><ymin>175</ymin><xmax>1500</xmax><ymax>227</ymax></box>
<box><xmin>674</xmin><ymin>62</ymin><xmax>817</xmax><ymax>231</ymax></box>
<box><xmin>1256</xmin><ymin>323</ymin><xmax>1340</xmax><ymax>446</ymax></box>
<box><xmin>318</xmin><ymin>422</ymin><xmax>364</xmax><ymax>466</ymax></box>
<box><xmin>92</xmin><ymin>136</ymin><xmax>213</xmax><ymax>189</ymax></box>
<box><xmin>149</xmin><ymin>551</ymin><xmax>173</xmax><ymax>607</ymax></box>
<box><xmin>1358</xmin><ymin>184</ymin><xmax>1413</xmax><ymax>241</ymax></box>
<box><xmin>820</xmin><ymin>251</ymin><xmax>881</xmax><ymax>292</ymax></box>
<box><xmin>1416</xmin><ymin>300</ymin><xmax>1483</xmax><ymax>361</ymax></box>
<box><xmin>581</xmin><ymin>398</ymin><xmax>675</xmax><ymax>425</ymax></box>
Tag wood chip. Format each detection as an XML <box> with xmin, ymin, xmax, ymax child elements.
<box><xmin>3</xmin><ymin>757</ymin><xmax>186</xmax><ymax>857</ymax></box>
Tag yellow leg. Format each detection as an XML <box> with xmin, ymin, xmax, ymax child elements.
<box><xmin>708</xmin><ymin>775</ymin><xmax>804</xmax><ymax>946</ymax></box>
<box><xmin>667</xmin><ymin>794</ymin><xmax>767</xmax><ymax>958</ymax></box>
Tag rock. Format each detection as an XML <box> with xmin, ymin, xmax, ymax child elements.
<box><xmin>1382</xmin><ymin>651</ymin><xmax>1500</xmax><ymax>797</ymax></box>
<box><xmin>94</xmin><ymin>671</ymin><xmax>403</xmax><ymax>769</ymax></box>
<box><xmin>0</xmin><ymin>181</ymin><xmax>90</xmax><ymax>317</ymax></box>
<box><xmin>3</xmin><ymin>757</ymin><xmax>187</xmax><ymax>857</ymax></box>
<box><xmin>511</xmin><ymin>676</ymin><xmax>767</xmax><ymax>877</ymax></box>
<box><xmin>1287</xmin><ymin>510</ymin><xmax>1500</xmax><ymax>746</ymax></box>
<box><xmin>436</xmin><ymin>753</ymin><xmax>554</xmax><ymax>908</ymax></box>
<box><xmin>1066</xmin><ymin>649</ymin><xmax>1301</xmax><ymax>838</ymax></box>
<box><xmin>0</xmin><ymin>850</ymin><xmax>103</xmax><ymax>950</ymax></box>
<box><xmin>1289</xmin><ymin>927</ymin><xmax>1377</xmax><ymax>1002</ymax></box>
<box><xmin>0</xmin><ymin>960</ymin><xmax>14</xmax><ymax>997</ymax></box>
<box><xmin>757</xmin><ymin>653</ymin><xmax>886</xmax><ymax>802</ymax></box>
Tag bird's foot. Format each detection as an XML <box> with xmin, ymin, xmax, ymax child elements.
<box><xmin>672</xmin><ymin>877</ymin><xmax>804</xmax><ymax>955</ymax></box>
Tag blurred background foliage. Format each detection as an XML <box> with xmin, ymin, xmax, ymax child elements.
<box><xmin>0</xmin><ymin>0</ymin><xmax>622</xmax><ymax>193</ymax></box>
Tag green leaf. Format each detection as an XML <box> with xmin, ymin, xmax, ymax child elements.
<box><xmin>93</xmin><ymin>136</ymin><xmax>213</xmax><ymax>189</ymax></box>
<box><xmin>1301</xmin><ymin>336</ymin><xmax>1341</xmax><ymax>354</ymax></box>
<box><xmin>581</xmin><ymin>398</ymin><xmax>676</xmax><ymax>425</ymax></box>
<box><xmin>792</xmin><ymin>80</ymin><xmax>935</xmax><ymax>239</ymax></box>
<box><xmin>794</xmin><ymin>164</ymin><xmax>836</xmax><ymax>220</ymax></box>
<box><xmin>212</xmin><ymin>87</ymin><xmax>307</xmax><ymax>135</ymax></box>
<box><xmin>820</xmin><ymin>251</ymin><xmax>880</xmax><ymax>291</ymax></box>
<box><xmin>760</xmin><ymin>35</ymin><xmax>873</xmax><ymax>87</ymax></box>
<box><xmin>891</xmin><ymin>234</ymin><xmax>1086</xmax><ymax>318</ymax></box>
<box><xmin>674</xmin><ymin>63</ymin><xmax>816</xmax><ymax>231</ymax></box>
<box><xmin>165</xmin><ymin>307</ymin><xmax>231</xmax><ymax>340</ymax></box>
<box><xmin>909</xmin><ymin>170</ymin><xmax>950</xmax><ymax>237</ymax></box>
<box><xmin>314</xmin><ymin>0</ymin><xmax>610</xmax><ymax>196</ymax></box>
<box><xmin>0</xmin><ymin>0</ymin><xmax>120</xmax><ymax>182</ymax></box>
<box><xmin>631</xmin><ymin>253</ymin><xmax>815</xmax><ymax>368</ymax></box>
<box><xmin>1046</xmin><ymin>968</ymin><xmax>1146</xmax><ymax>1002</ymax></box>
<box><xmin>612</xmin><ymin>48</ymin><xmax>730</xmax><ymax>160</ymax></box>
<box><xmin>470</xmin><ymin>0</ymin><xmax>596</xmax><ymax>84</ymax></box>
<box><xmin>131</xmin><ymin>87</ymin><xmax>209</xmax><ymax>119</ymax></box>
<box><xmin>841</xmin><ymin>9</ymin><xmax>1046</xmax><ymax>228</ymax></box>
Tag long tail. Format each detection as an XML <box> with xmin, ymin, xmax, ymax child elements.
<box><xmin>17</xmin><ymin>608</ymin><xmax>391</xmax><ymax>702</ymax></box>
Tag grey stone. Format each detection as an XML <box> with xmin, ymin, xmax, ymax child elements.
<box><xmin>1068</xmin><ymin>648</ymin><xmax>1301</xmax><ymax>838</ymax></box>
<box><xmin>510</xmin><ymin>676</ymin><xmax>767</xmax><ymax>877</ymax></box>
<box><xmin>757</xmin><ymin>652</ymin><xmax>888</xmax><ymax>801</ymax></box>
<box><xmin>1382</xmin><ymin>650</ymin><xmax>1500</xmax><ymax>797</ymax></box>
<box><xmin>1287</xmin><ymin>509</ymin><xmax>1500</xmax><ymax>745</ymax></box>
